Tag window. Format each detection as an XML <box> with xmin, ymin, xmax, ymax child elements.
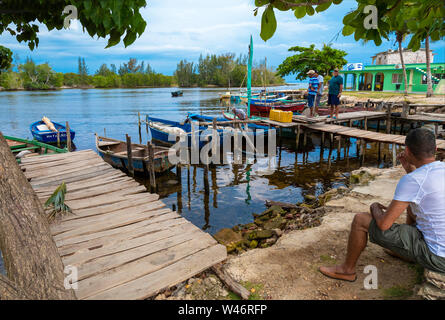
<box><xmin>392</xmin><ymin>74</ymin><xmax>402</xmax><ymax>84</ymax></box>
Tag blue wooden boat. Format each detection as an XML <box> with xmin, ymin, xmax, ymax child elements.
<box><xmin>96</xmin><ymin>135</ymin><xmax>174</xmax><ymax>174</ymax></box>
<box><xmin>187</xmin><ymin>113</ymin><xmax>269</xmax><ymax>132</ymax></box>
<box><xmin>171</xmin><ymin>90</ymin><xmax>183</xmax><ymax>97</ymax></box>
<box><xmin>30</xmin><ymin>120</ymin><xmax>75</xmax><ymax>144</ymax></box>
<box><xmin>147</xmin><ymin>116</ymin><xmax>266</xmax><ymax>150</ymax></box>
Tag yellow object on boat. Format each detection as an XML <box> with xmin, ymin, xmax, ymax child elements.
<box><xmin>269</xmin><ymin>109</ymin><xmax>292</xmax><ymax>123</ymax></box>
<box><xmin>42</xmin><ymin>116</ymin><xmax>57</xmax><ymax>132</ymax></box>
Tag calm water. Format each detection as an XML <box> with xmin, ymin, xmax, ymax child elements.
<box><xmin>0</xmin><ymin>86</ymin><xmax>396</xmax><ymax>236</ymax></box>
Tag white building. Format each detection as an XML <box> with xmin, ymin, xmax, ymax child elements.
<box><xmin>371</xmin><ymin>48</ymin><xmax>435</xmax><ymax>65</ymax></box>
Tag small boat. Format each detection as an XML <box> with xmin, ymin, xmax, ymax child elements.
<box><xmin>5</xmin><ymin>135</ymin><xmax>67</xmax><ymax>162</ymax></box>
<box><xmin>249</xmin><ymin>101</ymin><xmax>306</xmax><ymax>117</ymax></box>
<box><xmin>219</xmin><ymin>92</ymin><xmax>231</xmax><ymax>100</ymax></box>
<box><xmin>30</xmin><ymin>118</ymin><xmax>75</xmax><ymax>144</ymax></box>
<box><xmin>188</xmin><ymin>113</ymin><xmax>268</xmax><ymax>131</ymax></box>
<box><xmin>171</xmin><ymin>90</ymin><xmax>183</xmax><ymax>97</ymax></box>
<box><xmin>96</xmin><ymin>135</ymin><xmax>175</xmax><ymax>174</ymax></box>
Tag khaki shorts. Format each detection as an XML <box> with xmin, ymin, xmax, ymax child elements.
<box><xmin>369</xmin><ymin>219</ymin><xmax>445</xmax><ymax>274</ymax></box>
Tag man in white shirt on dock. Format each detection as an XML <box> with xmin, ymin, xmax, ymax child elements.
<box><xmin>320</xmin><ymin>128</ymin><xmax>445</xmax><ymax>281</ymax></box>
<box><xmin>314</xmin><ymin>70</ymin><xmax>324</xmax><ymax>116</ymax></box>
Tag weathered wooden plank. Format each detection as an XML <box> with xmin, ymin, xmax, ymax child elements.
<box><xmin>20</xmin><ymin>150</ymin><xmax>96</xmax><ymax>164</ymax></box>
<box><xmin>52</xmin><ymin>200</ymin><xmax>167</xmax><ymax>236</ymax></box>
<box><xmin>27</xmin><ymin>161</ymin><xmax>110</xmax><ymax>181</ymax></box>
<box><xmin>35</xmin><ymin>174</ymin><xmax>128</xmax><ymax>194</ymax></box>
<box><xmin>78</xmin><ymin>234</ymin><xmax>219</xmax><ymax>299</ymax></box>
<box><xmin>57</xmin><ymin>214</ymin><xmax>185</xmax><ymax>257</ymax></box>
<box><xmin>62</xmin><ymin>222</ymin><xmax>198</xmax><ymax>267</ymax></box>
<box><xmin>30</xmin><ymin>167</ymin><xmax>118</xmax><ymax>189</ymax></box>
<box><xmin>59</xmin><ymin>193</ymin><xmax>160</xmax><ymax>222</ymax></box>
<box><xmin>60</xmin><ymin>185</ymin><xmax>147</xmax><ymax>210</ymax></box>
<box><xmin>24</xmin><ymin>158</ymin><xmax>106</xmax><ymax>178</ymax></box>
<box><xmin>84</xmin><ymin>244</ymin><xmax>227</xmax><ymax>300</ymax></box>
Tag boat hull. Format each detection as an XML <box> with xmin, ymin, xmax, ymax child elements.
<box><xmin>30</xmin><ymin>121</ymin><xmax>75</xmax><ymax>144</ymax></box>
<box><xmin>249</xmin><ymin>102</ymin><xmax>306</xmax><ymax>117</ymax></box>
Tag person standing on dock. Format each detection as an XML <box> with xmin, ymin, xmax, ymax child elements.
<box><xmin>327</xmin><ymin>68</ymin><xmax>343</xmax><ymax>120</ymax></box>
<box><xmin>319</xmin><ymin>128</ymin><xmax>445</xmax><ymax>281</ymax></box>
<box><xmin>314</xmin><ymin>70</ymin><xmax>324</xmax><ymax>117</ymax></box>
<box><xmin>306</xmin><ymin>70</ymin><xmax>319</xmax><ymax>117</ymax></box>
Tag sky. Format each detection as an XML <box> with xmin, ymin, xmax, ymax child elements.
<box><xmin>1</xmin><ymin>0</ymin><xmax>444</xmax><ymax>82</ymax></box>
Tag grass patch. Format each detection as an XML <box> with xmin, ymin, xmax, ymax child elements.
<box><xmin>320</xmin><ymin>254</ymin><xmax>337</xmax><ymax>265</ymax></box>
<box><xmin>242</xmin><ymin>281</ymin><xmax>264</xmax><ymax>300</ymax></box>
<box><xmin>227</xmin><ymin>292</ymin><xmax>241</xmax><ymax>300</ymax></box>
<box><xmin>382</xmin><ymin>285</ymin><xmax>413</xmax><ymax>300</ymax></box>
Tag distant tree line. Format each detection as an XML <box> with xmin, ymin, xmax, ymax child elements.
<box><xmin>0</xmin><ymin>51</ymin><xmax>285</xmax><ymax>91</ymax></box>
<box><xmin>175</xmin><ymin>53</ymin><xmax>285</xmax><ymax>88</ymax></box>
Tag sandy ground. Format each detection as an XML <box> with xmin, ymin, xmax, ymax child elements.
<box><xmin>223</xmin><ymin>166</ymin><xmax>422</xmax><ymax>300</ymax></box>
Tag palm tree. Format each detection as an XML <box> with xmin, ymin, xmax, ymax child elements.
<box><xmin>425</xmin><ymin>34</ymin><xmax>433</xmax><ymax>97</ymax></box>
<box><xmin>396</xmin><ymin>31</ymin><xmax>409</xmax><ymax>96</ymax></box>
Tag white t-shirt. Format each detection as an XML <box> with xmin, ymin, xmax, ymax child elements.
<box><xmin>317</xmin><ymin>75</ymin><xmax>324</xmax><ymax>95</ymax></box>
<box><xmin>393</xmin><ymin>161</ymin><xmax>445</xmax><ymax>257</ymax></box>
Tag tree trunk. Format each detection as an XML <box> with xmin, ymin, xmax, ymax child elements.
<box><xmin>397</xmin><ymin>33</ymin><xmax>409</xmax><ymax>96</ymax></box>
<box><xmin>425</xmin><ymin>35</ymin><xmax>433</xmax><ymax>98</ymax></box>
<box><xmin>0</xmin><ymin>133</ymin><xmax>75</xmax><ymax>300</ymax></box>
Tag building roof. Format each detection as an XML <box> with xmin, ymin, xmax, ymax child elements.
<box><xmin>371</xmin><ymin>48</ymin><xmax>434</xmax><ymax>59</ymax></box>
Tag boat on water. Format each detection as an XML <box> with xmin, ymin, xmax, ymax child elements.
<box><xmin>171</xmin><ymin>90</ymin><xmax>183</xmax><ymax>97</ymax></box>
<box><xmin>5</xmin><ymin>135</ymin><xmax>67</xmax><ymax>162</ymax></box>
<box><xmin>249</xmin><ymin>100</ymin><xmax>306</xmax><ymax>117</ymax></box>
<box><xmin>30</xmin><ymin>117</ymin><xmax>75</xmax><ymax>144</ymax></box>
<box><xmin>96</xmin><ymin>135</ymin><xmax>175</xmax><ymax>174</ymax></box>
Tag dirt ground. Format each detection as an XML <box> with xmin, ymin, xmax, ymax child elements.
<box><xmin>223</xmin><ymin>166</ymin><xmax>422</xmax><ymax>300</ymax></box>
<box><xmin>342</xmin><ymin>92</ymin><xmax>445</xmax><ymax>105</ymax></box>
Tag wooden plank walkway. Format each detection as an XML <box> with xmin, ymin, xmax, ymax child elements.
<box><xmin>302</xmin><ymin>123</ymin><xmax>445</xmax><ymax>151</ymax></box>
<box><xmin>20</xmin><ymin>150</ymin><xmax>226</xmax><ymax>300</ymax></box>
<box><xmin>292</xmin><ymin>111</ymin><xmax>387</xmax><ymax>124</ymax></box>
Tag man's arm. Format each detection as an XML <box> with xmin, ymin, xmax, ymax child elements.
<box><xmin>370</xmin><ymin>200</ymin><xmax>410</xmax><ymax>231</ymax></box>
<box><xmin>337</xmin><ymin>82</ymin><xmax>343</xmax><ymax>98</ymax></box>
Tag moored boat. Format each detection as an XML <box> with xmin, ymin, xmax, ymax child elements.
<box><xmin>249</xmin><ymin>101</ymin><xmax>306</xmax><ymax>117</ymax></box>
<box><xmin>171</xmin><ymin>90</ymin><xmax>183</xmax><ymax>97</ymax></box>
<box><xmin>30</xmin><ymin>117</ymin><xmax>75</xmax><ymax>144</ymax></box>
<box><xmin>96</xmin><ymin>135</ymin><xmax>175</xmax><ymax>174</ymax></box>
<box><xmin>5</xmin><ymin>135</ymin><xmax>67</xmax><ymax>162</ymax></box>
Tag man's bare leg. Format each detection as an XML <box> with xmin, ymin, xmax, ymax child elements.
<box><xmin>319</xmin><ymin>212</ymin><xmax>372</xmax><ymax>280</ymax></box>
<box><xmin>335</xmin><ymin>105</ymin><xmax>339</xmax><ymax>119</ymax></box>
<box><xmin>329</xmin><ymin>105</ymin><xmax>334</xmax><ymax>118</ymax></box>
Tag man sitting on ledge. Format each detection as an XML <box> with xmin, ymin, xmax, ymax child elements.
<box><xmin>320</xmin><ymin>128</ymin><xmax>445</xmax><ymax>281</ymax></box>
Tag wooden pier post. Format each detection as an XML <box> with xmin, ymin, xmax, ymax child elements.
<box><xmin>146</xmin><ymin>115</ymin><xmax>149</xmax><ymax>135</ymax></box>
<box><xmin>364</xmin><ymin>117</ymin><xmax>368</xmax><ymax>131</ymax></box>
<box><xmin>337</xmin><ymin>136</ymin><xmax>341</xmax><ymax>160</ymax></box>
<box><xmin>57</xmin><ymin>130</ymin><xmax>60</xmax><ymax>148</ymax></box>
<box><xmin>295</xmin><ymin>125</ymin><xmax>301</xmax><ymax>150</ymax></box>
<box><xmin>147</xmin><ymin>142</ymin><xmax>156</xmax><ymax>190</ymax></box>
<box><xmin>386</xmin><ymin>103</ymin><xmax>392</xmax><ymax>134</ymax></box>
<box><xmin>138</xmin><ymin>112</ymin><xmax>142</xmax><ymax>144</ymax></box>
<box><xmin>360</xmin><ymin>139</ymin><xmax>365</xmax><ymax>166</ymax></box>
<box><xmin>104</xmin><ymin>128</ymin><xmax>106</xmax><ymax>137</ymax></box>
<box><xmin>392</xmin><ymin>144</ymin><xmax>397</xmax><ymax>167</ymax></box>
<box><xmin>66</xmin><ymin>121</ymin><xmax>71</xmax><ymax>152</ymax></box>
<box><xmin>176</xmin><ymin>164</ymin><xmax>182</xmax><ymax>213</ymax></box>
<box><xmin>126</xmin><ymin>134</ymin><xmax>134</xmax><ymax>177</ymax></box>
<box><xmin>376</xmin><ymin>119</ymin><xmax>381</xmax><ymax>133</ymax></box>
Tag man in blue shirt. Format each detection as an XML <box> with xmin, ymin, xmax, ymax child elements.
<box><xmin>306</xmin><ymin>70</ymin><xmax>319</xmax><ymax>117</ymax></box>
<box><xmin>327</xmin><ymin>68</ymin><xmax>343</xmax><ymax>119</ymax></box>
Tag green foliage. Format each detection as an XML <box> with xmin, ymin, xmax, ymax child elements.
<box><xmin>44</xmin><ymin>182</ymin><xmax>72</xmax><ymax>222</ymax></box>
<box><xmin>254</xmin><ymin>0</ymin><xmax>444</xmax><ymax>51</ymax></box>
<box><xmin>0</xmin><ymin>0</ymin><xmax>147</xmax><ymax>50</ymax></box>
<box><xmin>175</xmin><ymin>53</ymin><xmax>284</xmax><ymax>88</ymax></box>
<box><xmin>0</xmin><ymin>71</ymin><xmax>23</xmax><ymax>89</ymax></box>
<box><xmin>277</xmin><ymin>44</ymin><xmax>347</xmax><ymax>80</ymax></box>
<box><xmin>19</xmin><ymin>58</ymin><xmax>62</xmax><ymax>90</ymax></box>
<box><xmin>0</xmin><ymin>45</ymin><xmax>13</xmax><ymax>73</ymax></box>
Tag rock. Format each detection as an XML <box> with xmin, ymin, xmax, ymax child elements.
<box><xmin>249</xmin><ymin>240</ymin><xmax>258</xmax><ymax>248</ymax></box>
<box><xmin>219</xmin><ymin>289</ymin><xmax>229</xmax><ymax>297</ymax></box>
<box><xmin>285</xmin><ymin>213</ymin><xmax>294</xmax><ymax>220</ymax></box>
<box><xmin>350</xmin><ymin>169</ymin><xmax>376</xmax><ymax>185</ymax></box>
<box><xmin>214</xmin><ymin>228</ymin><xmax>243</xmax><ymax>247</ymax></box>
<box><xmin>155</xmin><ymin>293</ymin><xmax>166</xmax><ymax>300</ymax></box>
<box><xmin>265</xmin><ymin>236</ymin><xmax>277</xmax><ymax>245</ymax></box>
<box><xmin>247</xmin><ymin>229</ymin><xmax>274</xmax><ymax>240</ymax></box>
<box><xmin>263</xmin><ymin>215</ymin><xmax>286</xmax><ymax>230</ymax></box>
<box><xmin>304</xmin><ymin>194</ymin><xmax>316</xmax><ymax>201</ymax></box>
<box><xmin>272</xmin><ymin>228</ymin><xmax>283</xmax><ymax>237</ymax></box>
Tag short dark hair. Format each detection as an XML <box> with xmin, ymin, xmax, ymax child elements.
<box><xmin>405</xmin><ymin>128</ymin><xmax>436</xmax><ymax>159</ymax></box>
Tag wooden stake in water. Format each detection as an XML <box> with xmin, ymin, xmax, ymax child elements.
<box><xmin>66</xmin><ymin>121</ymin><xmax>71</xmax><ymax>152</ymax></box>
<box><xmin>126</xmin><ymin>134</ymin><xmax>134</xmax><ymax>177</ymax></box>
<box><xmin>147</xmin><ymin>142</ymin><xmax>156</xmax><ymax>190</ymax></box>
<box><xmin>138</xmin><ymin>112</ymin><xmax>142</xmax><ymax>144</ymax></box>
<box><xmin>57</xmin><ymin>130</ymin><xmax>60</xmax><ymax>148</ymax></box>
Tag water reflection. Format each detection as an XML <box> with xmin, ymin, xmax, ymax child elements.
<box><xmin>0</xmin><ymin>87</ymin><xmax>398</xmax><ymax>235</ymax></box>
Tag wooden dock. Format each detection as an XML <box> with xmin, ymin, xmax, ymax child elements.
<box><xmin>301</xmin><ymin>123</ymin><xmax>445</xmax><ymax>151</ymax></box>
<box><xmin>19</xmin><ymin>150</ymin><xmax>226</xmax><ymax>300</ymax></box>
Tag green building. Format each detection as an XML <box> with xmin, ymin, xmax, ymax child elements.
<box><xmin>340</xmin><ymin>49</ymin><xmax>445</xmax><ymax>94</ymax></box>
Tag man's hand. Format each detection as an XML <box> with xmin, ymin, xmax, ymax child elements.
<box><xmin>337</xmin><ymin>93</ymin><xmax>342</xmax><ymax>98</ymax></box>
<box><xmin>397</xmin><ymin>151</ymin><xmax>416</xmax><ymax>174</ymax></box>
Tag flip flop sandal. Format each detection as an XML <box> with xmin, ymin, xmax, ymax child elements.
<box><xmin>319</xmin><ymin>267</ymin><xmax>357</xmax><ymax>282</ymax></box>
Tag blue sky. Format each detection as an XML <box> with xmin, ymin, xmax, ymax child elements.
<box><xmin>1</xmin><ymin>0</ymin><xmax>444</xmax><ymax>82</ymax></box>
